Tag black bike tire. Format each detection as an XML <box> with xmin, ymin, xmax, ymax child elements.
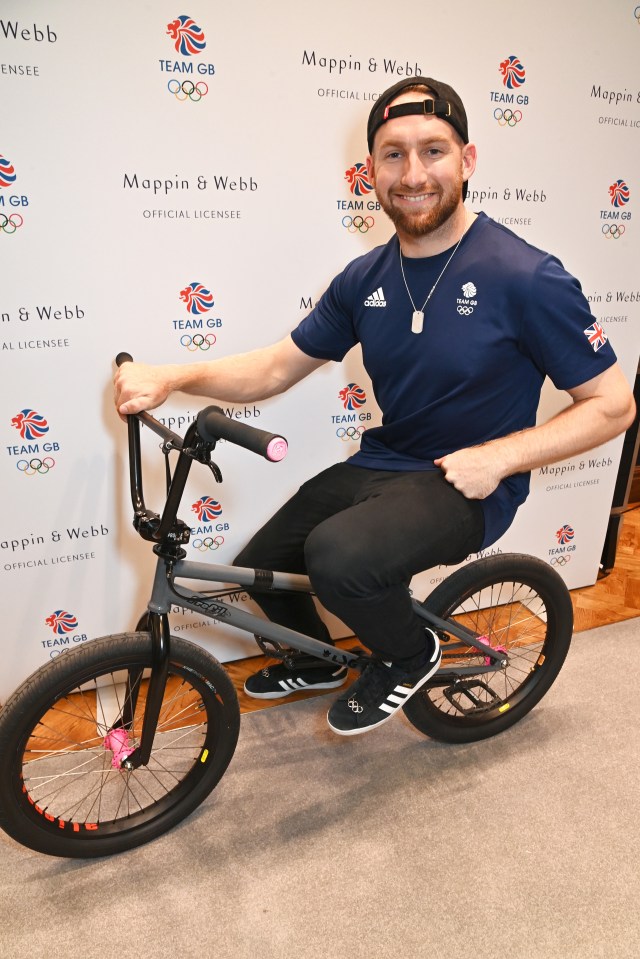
<box><xmin>0</xmin><ymin>633</ymin><xmax>240</xmax><ymax>858</ymax></box>
<box><xmin>403</xmin><ymin>554</ymin><xmax>573</xmax><ymax>743</ymax></box>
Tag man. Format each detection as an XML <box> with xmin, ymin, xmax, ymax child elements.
<box><xmin>114</xmin><ymin>76</ymin><xmax>635</xmax><ymax>736</ymax></box>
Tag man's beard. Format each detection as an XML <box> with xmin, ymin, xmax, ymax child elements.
<box><xmin>375</xmin><ymin>174</ymin><xmax>464</xmax><ymax>238</ymax></box>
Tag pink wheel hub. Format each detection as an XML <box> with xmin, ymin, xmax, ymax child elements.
<box><xmin>104</xmin><ymin>727</ymin><xmax>135</xmax><ymax>768</ymax></box>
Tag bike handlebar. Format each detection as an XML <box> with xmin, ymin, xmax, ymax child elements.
<box><xmin>196</xmin><ymin>406</ymin><xmax>288</xmax><ymax>462</ymax></box>
<box><xmin>115</xmin><ymin>352</ymin><xmax>288</xmax><ymax>462</ymax></box>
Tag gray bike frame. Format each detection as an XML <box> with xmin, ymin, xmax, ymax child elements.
<box><xmin>147</xmin><ymin>555</ymin><xmax>509</xmax><ymax>673</ymax></box>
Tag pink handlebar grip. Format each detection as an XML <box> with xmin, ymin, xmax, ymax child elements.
<box><xmin>266</xmin><ymin>437</ymin><xmax>288</xmax><ymax>462</ymax></box>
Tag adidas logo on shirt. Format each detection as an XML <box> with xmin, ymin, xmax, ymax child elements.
<box><xmin>364</xmin><ymin>287</ymin><xmax>387</xmax><ymax>307</ymax></box>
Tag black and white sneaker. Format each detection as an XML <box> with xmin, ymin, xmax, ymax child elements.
<box><xmin>327</xmin><ymin>633</ymin><xmax>441</xmax><ymax>736</ymax></box>
<box><xmin>244</xmin><ymin>656</ymin><xmax>349</xmax><ymax>700</ymax></box>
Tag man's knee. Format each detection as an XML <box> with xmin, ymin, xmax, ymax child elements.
<box><xmin>304</xmin><ymin>522</ymin><xmax>373</xmax><ymax>599</ymax></box>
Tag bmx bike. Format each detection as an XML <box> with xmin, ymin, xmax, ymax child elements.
<box><xmin>0</xmin><ymin>355</ymin><xmax>573</xmax><ymax>857</ymax></box>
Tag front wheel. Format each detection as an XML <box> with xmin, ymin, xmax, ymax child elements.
<box><xmin>403</xmin><ymin>554</ymin><xmax>573</xmax><ymax>743</ymax></box>
<box><xmin>0</xmin><ymin>632</ymin><xmax>240</xmax><ymax>858</ymax></box>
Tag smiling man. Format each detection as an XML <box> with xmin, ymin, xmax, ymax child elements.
<box><xmin>114</xmin><ymin>77</ymin><xmax>635</xmax><ymax>736</ymax></box>
<box><xmin>366</xmin><ymin>85</ymin><xmax>475</xmax><ymax>247</ymax></box>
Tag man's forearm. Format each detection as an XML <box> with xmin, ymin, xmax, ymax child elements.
<box><xmin>492</xmin><ymin>393</ymin><xmax>635</xmax><ymax>479</ymax></box>
<box><xmin>158</xmin><ymin>348</ymin><xmax>290</xmax><ymax>404</ymax></box>
<box><xmin>114</xmin><ymin>336</ymin><xmax>326</xmax><ymax>415</ymax></box>
<box><xmin>435</xmin><ymin>365</ymin><xmax>636</xmax><ymax>500</ymax></box>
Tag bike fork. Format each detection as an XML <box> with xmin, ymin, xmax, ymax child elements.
<box><xmin>121</xmin><ymin>611</ymin><xmax>171</xmax><ymax>770</ymax></box>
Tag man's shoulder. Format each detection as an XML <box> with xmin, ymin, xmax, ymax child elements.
<box><xmin>470</xmin><ymin>213</ymin><xmax>575</xmax><ymax>295</ymax></box>
<box><xmin>474</xmin><ymin>212</ymin><xmax>551</xmax><ymax>265</ymax></box>
<box><xmin>338</xmin><ymin>236</ymin><xmax>397</xmax><ymax>284</ymax></box>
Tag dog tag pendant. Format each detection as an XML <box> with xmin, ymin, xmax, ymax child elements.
<box><xmin>411</xmin><ymin>310</ymin><xmax>424</xmax><ymax>334</ymax></box>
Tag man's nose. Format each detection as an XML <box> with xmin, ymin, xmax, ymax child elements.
<box><xmin>400</xmin><ymin>151</ymin><xmax>427</xmax><ymax>187</ymax></box>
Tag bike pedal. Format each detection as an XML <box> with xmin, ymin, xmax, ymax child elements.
<box><xmin>443</xmin><ymin>679</ymin><xmax>502</xmax><ymax>715</ymax></box>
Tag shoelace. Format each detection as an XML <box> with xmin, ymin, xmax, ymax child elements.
<box><xmin>350</xmin><ymin>661</ymin><xmax>393</xmax><ymax>708</ymax></box>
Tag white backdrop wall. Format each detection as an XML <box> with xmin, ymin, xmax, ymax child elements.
<box><xmin>1</xmin><ymin>0</ymin><xmax>638</xmax><ymax>700</ymax></box>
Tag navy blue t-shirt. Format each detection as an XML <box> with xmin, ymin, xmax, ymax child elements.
<box><xmin>291</xmin><ymin>213</ymin><xmax>617</xmax><ymax>547</ymax></box>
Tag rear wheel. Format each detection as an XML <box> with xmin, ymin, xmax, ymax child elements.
<box><xmin>0</xmin><ymin>632</ymin><xmax>240</xmax><ymax>858</ymax></box>
<box><xmin>403</xmin><ymin>554</ymin><xmax>573</xmax><ymax>743</ymax></box>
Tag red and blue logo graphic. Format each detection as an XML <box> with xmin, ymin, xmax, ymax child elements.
<box><xmin>556</xmin><ymin>524</ymin><xmax>575</xmax><ymax>546</ymax></box>
<box><xmin>0</xmin><ymin>154</ymin><xmax>16</xmax><ymax>188</ymax></box>
<box><xmin>608</xmin><ymin>179</ymin><xmax>630</xmax><ymax>207</ymax></box>
<box><xmin>345</xmin><ymin>162</ymin><xmax>373</xmax><ymax>197</ymax></box>
<box><xmin>583</xmin><ymin>322</ymin><xmax>608</xmax><ymax>352</ymax></box>
<box><xmin>499</xmin><ymin>56</ymin><xmax>526</xmax><ymax>89</ymax></box>
<box><xmin>180</xmin><ymin>282</ymin><xmax>214</xmax><ymax>314</ymax></box>
<box><xmin>45</xmin><ymin>610</ymin><xmax>79</xmax><ymax>635</ymax></box>
<box><xmin>338</xmin><ymin>383</ymin><xmax>367</xmax><ymax>410</ymax></box>
<box><xmin>11</xmin><ymin>409</ymin><xmax>49</xmax><ymax>440</ymax></box>
<box><xmin>192</xmin><ymin>496</ymin><xmax>222</xmax><ymax>522</ymax></box>
<box><xmin>166</xmin><ymin>15</ymin><xmax>206</xmax><ymax>55</ymax></box>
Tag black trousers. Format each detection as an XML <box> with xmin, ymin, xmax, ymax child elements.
<box><xmin>234</xmin><ymin>463</ymin><xmax>485</xmax><ymax>665</ymax></box>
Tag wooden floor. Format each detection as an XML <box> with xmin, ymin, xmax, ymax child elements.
<box><xmin>226</xmin><ymin>503</ymin><xmax>640</xmax><ymax>715</ymax></box>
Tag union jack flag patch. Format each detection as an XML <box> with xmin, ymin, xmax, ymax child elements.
<box><xmin>583</xmin><ymin>321</ymin><xmax>608</xmax><ymax>352</ymax></box>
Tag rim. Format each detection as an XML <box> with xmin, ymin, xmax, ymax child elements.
<box><xmin>14</xmin><ymin>662</ymin><xmax>215</xmax><ymax>838</ymax></box>
<box><xmin>425</xmin><ymin>579</ymin><xmax>552</xmax><ymax>722</ymax></box>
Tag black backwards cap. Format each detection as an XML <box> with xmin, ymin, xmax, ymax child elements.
<box><xmin>367</xmin><ymin>76</ymin><xmax>470</xmax><ymax>199</ymax></box>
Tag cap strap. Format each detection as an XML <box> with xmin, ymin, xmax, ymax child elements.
<box><xmin>382</xmin><ymin>99</ymin><xmax>452</xmax><ymax>122</ymax></box>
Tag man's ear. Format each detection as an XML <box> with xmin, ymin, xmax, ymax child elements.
<box><xmin>461</xmin><ymin>141</ymin><xmax>477</xmax><ymax>184</ymax></box>
<box><xmin>365</xmin><ymin>154</ymin><xmax>375</xmax><ymax>187</ymax></box>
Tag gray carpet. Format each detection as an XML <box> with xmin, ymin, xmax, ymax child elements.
<box><xmin>1</xmin><ymin>619</ymin><xmax>638</xmax><ymax>959</ymax></box>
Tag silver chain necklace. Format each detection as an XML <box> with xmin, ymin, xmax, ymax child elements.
<box><xmin>400</xmin><ymin>233</ymin><xmax>465</xmax><ymax>334</ymax></box>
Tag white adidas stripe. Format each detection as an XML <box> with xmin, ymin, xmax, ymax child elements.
<box><xmin>379</xmin><ymin>685</ymin><xmax>413</xmax><ymax>714</ymax></box>
<box><xmin>386</xmin><ymin>693</ymin><xmax>407</xmax><ymax>706</ymax></box>
<box><xmin>278</xmin><ymin>678</ymin><xmax>309</xmax><ymax>692</ymax></box>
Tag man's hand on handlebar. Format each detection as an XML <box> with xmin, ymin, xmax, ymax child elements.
<box><xmin>114</xmin><ymin>361</ymin><xmax>174</xmax><ymax>417</ymax></box>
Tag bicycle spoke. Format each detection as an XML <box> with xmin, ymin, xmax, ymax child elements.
<box><xmin>19</xmin><ymin>673</ymin><xmax>210</xmax><ymax>825</ymax></box>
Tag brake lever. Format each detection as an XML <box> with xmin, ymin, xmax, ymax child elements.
<box><xmin>205</xmin><ymin>458</ymin><xmax>223</xmax><ymax>483</ymax></box>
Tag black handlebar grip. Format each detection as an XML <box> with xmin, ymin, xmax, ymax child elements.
<box><xmin>116</xmin><ymin>352</ymin><xmax>134</xmax><ymax>367</ymax></box>
<box><xmin>196</xmin><ymin>406</ymin><xmax>288</xmax><ymax>462</ymax></box>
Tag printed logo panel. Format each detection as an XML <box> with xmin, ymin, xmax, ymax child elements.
<box><xmin>166</xmin><ymin>15</ymin><xmax>206</xmax><ymax>56</ymax></box>
<box><xmin>7</xmin><ymin>409</ymin><xmax>59</xmax><ymax>476</ymax></box>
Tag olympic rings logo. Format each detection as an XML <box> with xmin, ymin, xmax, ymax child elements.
<box><xmin>348</xmin><ymin>697</ymin><xmax>364</xmax><ymax>714</ymax></box>
<box><xmin>635</xmin><ymin>5</ymin><xmax>640</xmax><ymax>23</ymax></box>
<box><xmin>602</xmin><ymin>224</ymin><xmax>625</xmax><ymax>239</ymax></box>
<box><xmin>192</xmin><ymin>535</ymin><xmax>224</xmax><ymax>551</ymax></box>
<box><xmin>550</xmin><ymin>555</ymin><xmax>571</xmax><ymax>566</ymax></box>
<box><xmin>342</xmin><ymin>215</ymin><xmax>374</xmax><ymax>234</ymax></box>
<box><xmin>180</xmin><ymin>333</ymin><xmax>217</xmax><ymax>351</ymax></box>
<box><xmin>16</xmin><ymin>457</ymin><xmax>55</xmax><ymax>475</ymax></box>
<box><xmin>0</xmin><ymin>213</ymin><xmax>24</xmax><ymax>235</ymax></box>
<box><xmin>336</xmin><ymin>426</ymin><xmax>365</xmax><ymax>441</ymax></box>
<box><xmin>493</xmin><ymin>108</ymin><xmax>522</xmax><ymax>126</ymax></box>
<box><xmin>456</xmin><ymin>305</ymin><xmax>474</xmax><ymax>316</ymax></box>
<box><xmin>167</xmin><ymin>79</ymin><xmax>209</xmax><ymax>102</ymax></box>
